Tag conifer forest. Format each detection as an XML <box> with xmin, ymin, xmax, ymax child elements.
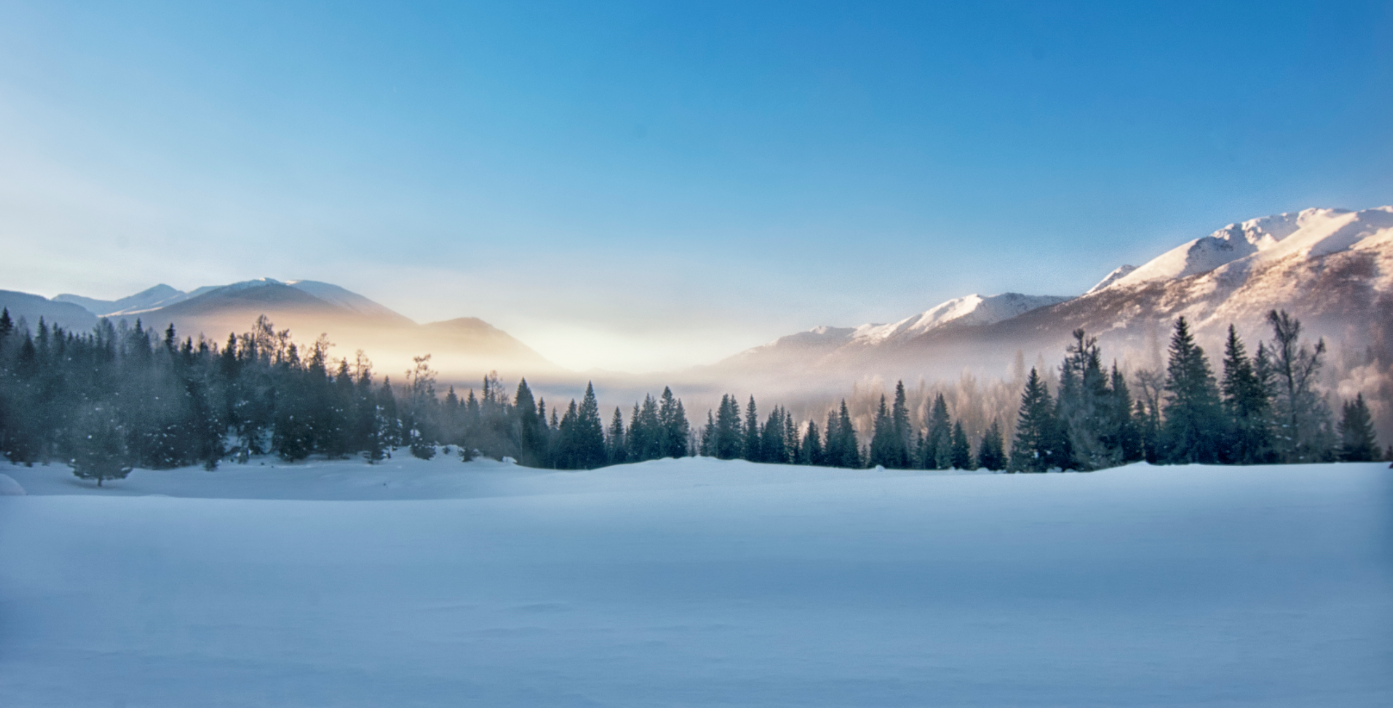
<box><xmin>0</xmin><ymin>307</ymin><xmax>1384</xmax><ymax>486</ymax></box>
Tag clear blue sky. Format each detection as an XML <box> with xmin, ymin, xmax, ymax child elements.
<box><xmin>2</xmin><ymin>1</ymin><xmax>1391</xmax><ymax>371</ymax></box>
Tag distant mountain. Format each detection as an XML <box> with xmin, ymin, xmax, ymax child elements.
<box><xmin>720</xmin><ymin>292</ymin><xmax>1068</xmax><ymax>375</ymax></box>
<box><xmin>4</xmin><ymin>278</ymin><xmax>561</xmax><ymax>383</ymax></box>
<box><xmin>0</xmin><ymin>290</ymin><xmax>98</xmax><ymax>333</ymax></box>
<box><xmin>55</xmin><ymin>284</ymin><xmax>188</xmax><ymax>316</ymax></box>
<box><xmin>711</xmin><ymin>206</ymin><xmax>1393</xmax><ymax>398</ymax></box>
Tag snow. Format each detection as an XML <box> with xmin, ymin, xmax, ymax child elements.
<box><xmin>1098</xmin><ymin>207</ymin><xmax>1393</xmax><ymax>293</ymax></box>
<box><xmin>746</xmin><ymin>292</ymin><xmax>1067</xmax><ymax>358</ymax></box>
<box><xmin>1086</xmin><ymin>264</ymin><xmax>1138</xmax><ymax>294</ymax></box>
<box><xmin>848</xmin><ymin>292</ymin><xmax>1069</xmax><ymax>345</ymax></box>
<box><xmin>2</xmin><ymin>456</ymin><xmax>1390</xmax><ymax>707</ymax></box>
<box><xmin>0</xmin><ymin>473</ymin><xmax>23</xmax><ymax>495</ymax></box>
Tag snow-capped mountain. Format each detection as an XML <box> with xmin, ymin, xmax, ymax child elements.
<box><xmin>1095</xmin><ymin>207</ymin><xmax>1385</xmax><ymax>294</ymax></box>
<box><xmin>1070</xmin><ymin>206</ymin><xmax>1393</xmax><ymax>336</ymax></box>
<box><xmin>714</xmin><ymin>206</ymin><xmax>1393</xmax><ymax>393</ymax></box>
<box><xmin>848</xmin><ymin>293</ymin><xmax>1071</xmax><ymax>346</ymax></box>
<box><xmin>724</xmin><ymin>292</ymin><xmax>1068</xmax><ymax>370</ymax></box>
<box><xmin>1085</xmin><ymin>265</ymin><xmax>1137</xmax><ymax>295</ymax></box>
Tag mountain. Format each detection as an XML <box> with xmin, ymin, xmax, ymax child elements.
<box><xmin>710</xmin><ymin>206</ymin><xmax>1393</xmax><ymax>412</ymax></box>
<box><xmin>54</xmin><ymin>284</ymin><xmax>189</xmax><ymax>316</ymax></box>
<box><xmin>6</xmin><ymin>278</ymin><xmax>561</xmax><ymax>383</ymax></box>
<box><xmin>0</xmin><ymin>290</ymin><xmax>98</xmax><ymax>333</ymax></box>
<box><xmin>720</xmin><ymin>292</ymin><xmax>1068</xmax><ymax>375</ymax></box>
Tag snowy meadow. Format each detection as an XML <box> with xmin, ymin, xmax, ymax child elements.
<box><xmin>2</xmin><ymin>456</ymin><xmax>1390</xmax><ymax>707</ymax></box>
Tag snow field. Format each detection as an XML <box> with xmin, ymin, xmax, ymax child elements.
<box><xmin>2</xmin><ymin>457</ymin><xmax>1391</xmax><ymax>707</ymax></box>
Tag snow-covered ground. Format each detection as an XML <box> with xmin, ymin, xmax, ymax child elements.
<box><xmin>2</xmin><ymin>456</ymin><xmax>1390</xmax><ymax>707</ymax></box>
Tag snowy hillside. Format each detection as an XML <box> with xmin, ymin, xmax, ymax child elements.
<box><xmin>847</xmin><ymin>292</ymin><xmax>1070</xmax><ymax>346</ymax></box>
<box><xmin>728</xmin><ymin>292</ymin><xmax>1066</xmax><ymax>366</ymax></box>
<box><xmin>1097</xmin><ymin>207</ymin><xmax>1392</xmax><ymax>293</ymax></box>
<box><xmin>2</xmin><ymin>456</ymin><xmax>1389</xmax><ymax>707</ymax></box>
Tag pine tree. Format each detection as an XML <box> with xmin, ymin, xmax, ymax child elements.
<box><xmin>574</xmin><ymin>382</ymin><xmax>606</xmax><ymax>469</ymax></box>
<box><xmin>783</xmin><ymin>412</ymin><xmax>798</xmax><ymax>464</ymax></box>
<box><xmin>1161</xmin><ymin>317</ymin><xmax>1224</xmax><ymax>464</ymax></box>
<box><xmin>949</xmin><ymin>421</ymin><xmax>972</xmax><ymax>470</ymax></box>
<box><xmin>891</xmin><ymin>381</ymin><xmax>912</xmax><ymax>468</ymax></box>
<box><xmin>607</xmin><ymin>407</ymin><xmax>628</xmax><ymax>464</ymax></box>
<box><xmin>1009</xmin><ymin>368</ymin><xmax>1058</xmax><ymax>472</ymax></box>
<box><xmin>514</xmin><ymin>379</ymin><xmax>546</xmax><ymax>466</ymax></box>
<box><xmin>700</xmin><ymin>410</ymin><xmax>715</xmax><ymax>457</ymax></box>
<box><xmin>714</xmin><ymin>395</ymin><xmax>742</xmax><ymax>460</ymax></box>
<box><xmin>658</xmin><ymin>388</ymin><xmax>690</xmax><ymax>458</ymax></box>
<box><xmin>1055</xmin><ymin>330</ymin><xmax>1116</xmax><ymax>470</ymax></box>
<box><xmin>70</xmin><ymin>403</ymin><xmax>133</xmax><ymax>487</ymax></box>
<box><xmin>1220</xmin><ymin>325</ymin><xmax>1272</xmax><ymax>464</ymax></box>
<box><xmin>1106</xmin><ymin>364</ymin><xmax>1142</xmax><ymax>464</ymax></box>
<box><xmin>923</xmin><ymin>394</ymin><xmax>952</xmax><ymax>469</ymax></box>
<box><xmin>828</xmin><ymin>400</ymin><xmax>860</xmax><ymax>468</ymax></box>
<box><xmin>1337</xmin><ymin>394</ymin><xmax>1379</xmax><ymax>462</ymax></box>
<box><xmin>800</xmin><ymin>419</ymin><xmax>823</xmax><ymax>465</ymax></box>
<box><xmin>868</xmin><ymin>395</ymin><xmax>900</xmax><ymax>468</ymax></box>
<box><xmin>629</xmin><ymin>395</ymin><xmax>661</xmax><ymax>461</ymax></box>
<box><xmin>742</xmin><ymin>396</ymin><xmax>761</xmax><ymax>462</ymax></box>
<box><xmin>975</xmin><ymin>419</ymin><xmax>1006</xmax><ymax>471</ymax></box>
<box><xmin>761</xmin><ymin>407</ymin><xmax>788</xmax><ymax>464</ymax></box>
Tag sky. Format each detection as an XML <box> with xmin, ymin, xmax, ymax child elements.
<box><xmin>2</xmin><ymin>1</ymin><xmax>1391</xmax><ymax>372</ymax></box>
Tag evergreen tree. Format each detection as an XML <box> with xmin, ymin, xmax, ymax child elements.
<box><xmin>69</xmin><ymin>403</ymin><xmax>133</xmax><ymax>487</ymax></box>
<box><xmin>607</xmin><ymin>407</ymin><xmax>628</xmax><ymax>464</ymax></box>
<box><xmin>827</xmin><ymin>400</ymin><xmax>860</xmax><ymax>468</ymax></box>
<box><xmin>714</xmin><ymin>395</ymin><xmax>743</xmax><ymax>460</ymax></box>
<box><xmin>783</xmin><ymin>411</ymin><xmax>799</xmax><ymax>464</ymax></box>
<box><xmin>742</xmin><ymin>396</ymin><xmax>761</xmax><ymax>462</ymax></box>
<box><xmin>1054</xmin><ymin>329</ymin><xmax>1116</xmax><ymax>470</ymax></box>
<box><xmin>514</xmin><ymin>379</ymin><xmax>546</xmax><ymax>466</ymax></box>
<box><xmin>574</xmin><ymin>382</ymin><xmax>607</xmax><ymax>469</ymax></box>
<box><xmin>1105</xmin><ymin>364</ymin><xmax>1142</xmax><ymax>464</ymax></box>
<box><xmin>868</xmin><ymin>395</ymin><xmax>900</xmax><ymax>468</ymax></box>
<box><xmin>949</xmin><ymin>421</ymin><xmax>972</xmax><ymax>470</ymax></box>
<box><xmin>800</xmin><ymin>419</ymin><xmax>823</xmax><ymax>465</ymax></box>
<box><xmin>891</xmin><ymin>381</ymin><xmax>912</xmax><ymax>468</ymax></box>
<box><xmin>922</xmin><ymin>394</ymin><xmax>952</xmax><ymax>469</ymax></box>
<box><xmin>1161</xmin><ymin>317</ymin><xmax>1224</xmax><ymax>464</ymax></box>
<box><xmin>1009</xmin><ymin>368</ymin><xmax>1058</xmax><ymax>472</ymax></box>
<box><xmin>629</xmin><ymin>395</ymin><xmax>662</xmax><ymax>461</ymax></box>
<box><xmin>1219</xmin><ymin>325</ymin><xmax>1273</xmax><ymax>464</ymax></box>
<box><xmin>658</xmin><ymin>388</ymin><xmax>690</xmax><ymax>458</ymax></box>
<box><xmin>377</xmin><ymin>377</ymin><xmax>401</xmax><ymax>450</ymax></box>
<box><xmin>1337</xmin><ymin>394</ymin><xmax>1379</xmax><ymax>462</ymax></box>
<box><xmin>975</xmin><ymin>419</ymin><xmax>1006</xmax><ymax>471</ymax></box>
<box><xmin>761</xmin><ymin>407</ymin><xmax>788</xmax><ymax>464</ymax></box>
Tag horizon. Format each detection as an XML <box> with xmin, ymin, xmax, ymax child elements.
<box><xmin>4</xmin><ymin>2</ymin><xmax>1392</xmax><ymax>372</ymax></box>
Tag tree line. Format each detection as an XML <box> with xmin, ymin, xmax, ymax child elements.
<box><xmin>0</xmin><ymin>307</ymin><xmax>1384</xmax><ymax>486</ymax></box>
<box><xmin>1007</xmin><ymin>311</ymin><xmax>1385</xmax><ymax>470</ymax></box>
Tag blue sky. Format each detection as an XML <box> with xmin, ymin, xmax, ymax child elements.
<box><xmin>2</xmin><ymin>1</ymin><xmax>1391</xmax><ymax>371</ymax></box>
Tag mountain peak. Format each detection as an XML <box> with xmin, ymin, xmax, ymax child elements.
<box><xmin>1093</xmin><ymin>206</ymin><xmax>1389</xmax><ymax>294</ymax></box>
